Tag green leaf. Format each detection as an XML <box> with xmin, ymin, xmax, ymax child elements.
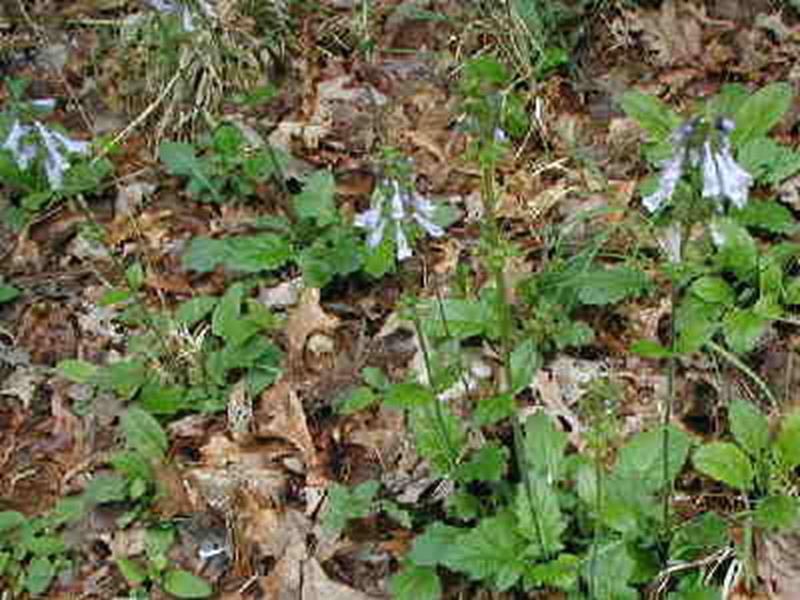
<box><xmin>224</xmin><ymin>234</ymin><xmax>292</xmax><ymax>273</ymax></box>
<box><xmin>335</xmin><ymin>386</ymin><xmax>376</xmax><ymax>415</ymax></box>
<box><xmin>675</xmin><ymin>296</ymin><xmax>724</xmax><ymax>354</ymax></box>
<box><xmin>0</xmin><ymin>284</ymin><xmax>20</xmax><ymax>303</ymax></box>
<box><xmin>669</xmin><ymin>512</ymin><xmax>729</xmax><ymax>562</ymax></box>
<box><xmin>56</xmin><ymin>359</ymin><xmax>98</xmax><ymax>384</ymax></box>
<box><xmin>728</xmin><ymin>398</ymin><xmax>770</xmax><ymax>458</ymax></box>
<box><xmin>390</xmin><ymin>566</ymin><xmax>441</xmax><ymax>600</ymax></box>
<box><xmin>362</xmin><ymin>366</ymin><xmax>389</xmax><ymax>391</ymax></box>
<box><xmin>732</xmin><ymin>82</ymin><xmax>794</xmax><ymax>147</ymax></box>
<box><xmin>515</xmin><ymin>480</ymin><xmax>566</xmax><ymax>558</ymax></box>
<box><xmin>524</xmin><ymin>411</ymin><xmax>568</xmax><ymax>481</ymax></box>
<box><xmin>723</xmin><ymin>308</ymin><xmax>768</xmax><ymax>354</ymax></box>
<box><xmin>295</xmin><ymin>170</ymin><xmax>337</xmax><ymax>226</ymax></box>
<box><xmin>409</xmin><ymin>404</ymin><xmax>465</xmax><ymax>476</ymax></box>
<box><xmin>442</xmin><ymin>512</ymin><xmax>526</xmax><ymax>591</ymax></box>
<box><xmin>121</xmin><ymin>406</ymin><xmax>168</xmax><ymax>462</ymax></box>
<box><xmin>615</xmin><ymin>426</ymin><xmax>691</xmax><ymax>493</ymax></box>
<box><xmin>712</xmin><ymin>218</ymin><xmax>758</xmax><ymax>282</ymax></box>
<box><xmin>126</xmin><ymin>261</ymin><xmax>145</xmax><ymax>290</ymax></box>
<box><xmin>755</xmin><ymin>495</ymin><xmax>800</xmax><ymax>531</ymax></box>
<box><xmin>84</xmin><ymin>473</ymin><xmax>129</xmax><ymax>504</ymax></box>
<box><xmin>176</xmin><ymin>296</ymin><xmax>218</xmax><ymax>327</ymax></box>
<box><xmin>322</xmin><ymin>481</ymin><xmax>379</xmax><ymax>537</ymax></box>
<box><xmin>775</xmin><ymin>411</ymin><xmax>800</xmax><ymax>470</ymax></box>
<box><xmin>0</xmin><ymin>510</ymin><xmax>27</xmax><ymax>533</ymax></box>
<box><xmin>630</xmin><ymin>339</ymin><xmax>674</xmax><ymax>359</ymax></box>
<box><xmin>25</xmin><ymin>556</ymin><xmax>55</xmax><ymax>596</ymax></box>
<box><xmin>92</xmin><ymin>359</ymin><xmax>149</xmax><ymax>399</ymax></box>
<box><xmin>408</xmin><ymin>522</ymin><xmax>462</xmax><ymax>567</ymax></box>
<box><xmin>116</xmin><ymin>558</ymin><xmax>148</xmax><ymax>585</ymax></box>
<box><xmin>510</xmin><ymin>338</ymin><xmax>540</xmax><ymax>394</ymax></box>
<box><xmin>473</xmin><ymin>392</ymin><xmax>516</xmax><ymax>426</ymax></box>
<box><xmin>139</xmin><ymin>382</ymin><xmax>188</xmax><ymax>415</ymax></box>
<box><xmin>419</xmin><ymin>298</ymin><xmax>486</xmax><ymax>340</ymax></box>
<box><xmin>162</xmin><ymin>570</ymin><xmax>213</xmax><ymax>598</ymax></box>
<box><xmin>454</xmin><ymin>443</ymin><xmax>508</xmax><ymax>483</ymax></box>
<box><xmin>576</xmin><ymin>266</ymin><xmax>650</xmax><ymax>305</ymax></box>
<box><xmin>181</xmin><ymin>237</ymin><xmax>228</xmax><ymax>273</ymax></box>
<box><xmin>693</xmin><ymin>442</ymin><xmax>753</xmax><ymax>490</ymax></box>
<box><xmin>158</xmin><ymin>141</ymin><xmax>219</xmax><ymax>201</ymax></box>
<box><xmin>618</xmin><ymin>90</ymin><xmax>682</xmax><ymax>141</ymax></box>
<box><xmin>212</xmin><ymin>283</ymin><xmax>244</xmax><ymax>341</ymax></box>
<box><xmin>525</xmin><ymin>553</ymin><xmax>580</xmax><ymax>591</ymax></box>
<box><xmin>690</xmin><ymin>276</ymin><xmax>735</xmax><ymax>306</ymax></box>
<box><xmin>385</xmin><ymin>382</ymin><xmax>434</xmax><ymax>409</ymax></box>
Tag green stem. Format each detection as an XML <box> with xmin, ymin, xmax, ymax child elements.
<box><xmin>707</xmin><ymin>340</ymin><xmax>778</xmax><ymax>409</ymax></box>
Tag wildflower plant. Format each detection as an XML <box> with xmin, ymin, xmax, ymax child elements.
<box><xmin>0</xmin><ymin>78</ymin><xmax>112</xmax><ymax>229</ymax></box>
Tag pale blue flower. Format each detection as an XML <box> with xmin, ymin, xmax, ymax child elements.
<box><xmin>354</xmin><ymin>178</ymin><xmax>445</xmax><ymax>261</ymax></box>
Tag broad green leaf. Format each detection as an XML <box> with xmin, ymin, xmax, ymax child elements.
<box><xmin>473</xmin><ymin>392</ymin><xmax>516</xmax><ymax>426</ymax></box>
<box><xmin>125</xmin><ymin>261</ymin><xmax>145</xmax><ymax>290</ymax></box>
<box><xmin>121</xmin><ymin>406</ymin><xmax>168</xmax><ymax>462</ymax></box>
<box><xmin>92</xmin><ymin>359</ymin><xmax>149</xmax><ymax>399</ymax></box>
<box><xmin>515</xmin><ymin>480</ymin><xmax>566</xmax><ymax>558</ymax></box>
<box><xmin>385</xmin><ymin>382</ymin><xmax>434</xmax><ymax>409</ymax></box>
<box><xmin>728</xmin><ymin>398</ymin><xmax>770</xmax><ymax>457</ymax></box>
<box><xmin>409</xmin><ymin>404</ymin><xmax>465</xmax><ymax>476</ymax></box>
<box><xmin>618</xmin><ymin>90</ymin><xmax>682</xmax><ymax>141</ymax></box>
<box><xmin>734</xmin><ymin>199</ymin><xmax>798</xmax><ymax>235</ymax></box>
<box><xmin>176</xmin><ymin>296</ymin><xmax>218</xmax><ymax>327</ymax></box>
<box><xmin>116</xmin><ymin>558</ymin><xmax>148</xmax><ymax>585</ymax></box>
<box><xmin>775</xmin><ymin>411</ymin><xmax>800</xmax><ymax>470</ymax></box>
<box><xmin>454</xmin><ymin>443</ymin><xmax>508</xmax><ymax>483</ymax></box>
<box><xmin>162</xmin><ymin>570</ymin><xmax>213</xmax><ymax>598</ymax></box>
<box><xmin>25</xmin><ymin>556</ymin><xmax>55</xmax><ymax>596</ymax></box>
<box><xmin>390</xmin><ymin>566</ymin><xmax>441</xmax><ymax>600</ymax></box>
<box><xmin>181</xmin><ymin>237</ymin><xmax>229</xmax><ymax>273</ymax></box>
<box><xmin>732</xmin><ymin>82</ymin><xmax>794</xmax><ymax>147</ymax></box>
<box><xmin>693</xmin><ymin>442</ymin><xmax>753</xmax><ymax>490</ymax></box>
<box><xmin>510</xmin><ymin>338</ymin><xmax>540</xmax><ymax>394</ymax></box>
<box><xmin>615</xmin><ymin>426</ymin><xmax>691</xmax><ymax>493</ymax></box>
<box><xmin>419</xmin><ymin>298</ymin><xmax>486</xmax><ymax>340</ymax></box>
<box><xmin>335</xmin><ymin>386</ymin><xmax>376</xmax><ymax>415</ymax></box>
<box><xmin>0</xmin><ymin>510</ymin><xmax>27</xmax><ymax>533</ymax></box>
<box><xmin>577</xmin><ymin>266</ymin><xmax>650</xmax><ymax>305</ymax></box>
<box><xmin>723</xmin><ymin>308</ymin><xmax>768</xmax><ymax>354</ymax></box>
<box><xmin>754</xmin><ymin>495</ymin><xmax>800</xmax><ymax>531</ymax></box>
<box><xmin>524</xmin><ymin>411</ymin><xmax>568</xmax><ymax>481</ymax></box>
<box><xmin>362</xmin><ymin>366</ymin><xmax>389</xmax><ymax>391</ymax></box>
<box><xmin>158</xmin><ymin>141</ymin><xmax>219</xmax><ymax>201</ymax></box>
<box><xmin>24</xmin><ymin>534</ymin><xmax>66</xmax><ymax>557</ymax></box>
<box><xmin>56</xmin><ymin>359</ymin><xmax>98</xmax><ymax>384</ymax></box>
<box><xmin>630</xmin><ymin>339</ymin><xmax>674</xmax><ymax>359</ymax></box>
<box><xmin>408</xmin><ymin>522</ymin><xmax>462</xmax><ymax>567</ymax></box>
<box><xmin>442</xmin><ymin>511</ymin><xmax>526</xmax><ymax>590</ymax></box>
<box><xmin>323</xmin><ymin>480</ymin><xmax>379</xmax><ymax>537</ymax></box>
<box><xmin>295</xmin><ymin>170</ymin><xmax>337</xmax><ymax>225</ymax></box>
<box><xmin>669</xmin><ymin>512</ymin><xmax>729</xmax><ymax>562</ymax></box>
<box><xmin>525</xmin><ymin>553</ymin><xmax>580</xmax><ymax>592</ymax></box>
<box><xmin>711</xmin><ymin>218</ymin><xmax>758</xmax><ymax>282</ymax></box>
<box><xmin>224</xmin><ymin>234</ymin><xmax>292</xmax><ymax>273</ymax></box>
<box><xmin>0</xmin><ymin>284</ymin><xmax>20</xmax><ymax>303</ymax></box>
<box><xmin>675</xmin><ymin>296</ymin><xmax>724</xmax><ymax>354</ymax></box>
<box><xmin>690</xmin><ymin>276</ymin><xmax>734</xmax><ymax>306</ymax></box>
<box><xmin>212</xmin><ymin>283</ymin><xmax>244</xmax><ymax>341</ymax></box>
<box><xmin>589</xmin><ymin>541</ymin><xmax>638</xmax><ymax>600</ymax></box>
<box><xmin>84</xmin><ymin>473</ymin><xmax>129</xmax><ymax>504</ymax></box>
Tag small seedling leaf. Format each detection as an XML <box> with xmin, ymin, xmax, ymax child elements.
<box><xmin>25</xmin><ymin>556</ymin><xmax>55</xmax><ymax>596</ymax></box>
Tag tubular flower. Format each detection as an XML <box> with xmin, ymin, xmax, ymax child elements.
<box><xmin>642</xmin><ymin>117</ymin><xmax>752</xmax><ymax>213</ymax></box>
<box><xmin>354</xmin><ymin>179</ymin><xmax>445</xmax><ymax>261</ymax></box>
<box><xmin>2</xmin><ymin>118</ymin><xmax>90</xmax><ymax>191</ymax></box>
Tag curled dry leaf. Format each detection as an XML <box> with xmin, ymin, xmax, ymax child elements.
<box><xmin>285</xmin><ymin>287</ymin><xmax>340</xmax><ymax>367</ymax></box>
<box><xmin>257</xmin><ymin>376</ymin><xmax>316</xmax><ymax>469</ymax></box>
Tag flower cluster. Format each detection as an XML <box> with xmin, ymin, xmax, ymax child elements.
<box><xmin>146</xmin><ymin>0</ymin><xmax>217</xmax><ymax>33</ymax></box>
<box><xmin>354</xmin><ymin>179</ymin><xmax>444</xmax><ymax>261</ymax></box>
<box><xmin>2</xmin><ymin>106</ymin><xmax>91</xmax><ymax>191</ymax></box>
<box><xmin>644</xmin><ymin>117</ymin><xmax>753</xmax><ymax>213</ymax></box>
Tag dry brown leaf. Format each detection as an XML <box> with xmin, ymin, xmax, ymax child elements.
<box><xmin>257</xmin><ymin>377</ymin><xmax>316</xmax><ymax>468</ymax></box>
<box><xmin>285</xmin><ymin>288</ymin><xmax>340</xmax><ymax>365</ymax></box>
<box><xmin>628</xmin><ymin>0</ymin><xmax>704</xmax><ymax>67</ymax></box>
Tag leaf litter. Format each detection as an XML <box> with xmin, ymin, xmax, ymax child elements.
<box><xmin>3</xmin><ymin>0</ymin><xmax>800</xmax><ymax>597</ymax></box>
